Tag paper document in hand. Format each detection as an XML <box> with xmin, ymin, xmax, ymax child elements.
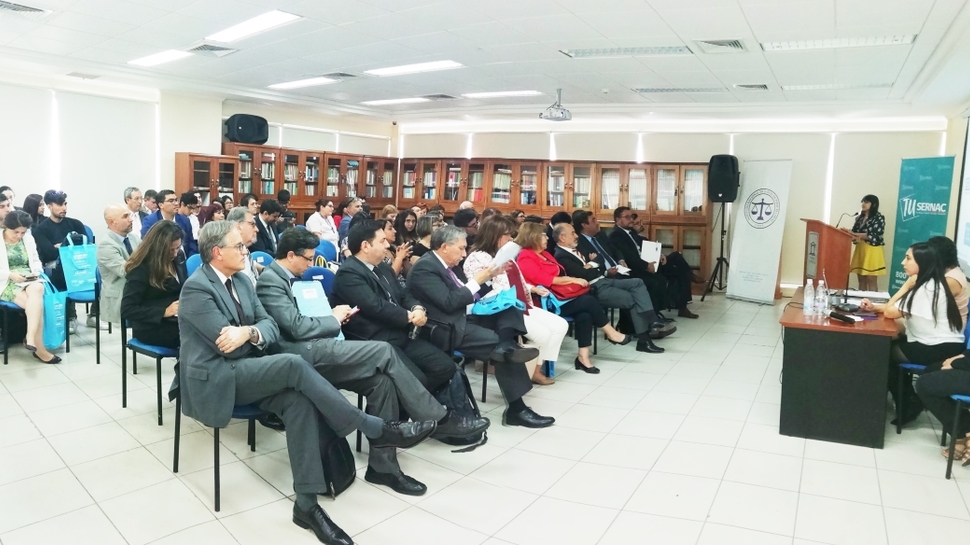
<box><xmin>640</xmin><ymin>241</ymin><xmax>662</xmax><ymax>265</ymax></box>
<box><xmin>491</xmin><ymin>241</ymin><xmax>522</xmax><ymax>268</ymax></box>
<box><xmin>615</xmin><ymin>265</ymin><xmax>631</xmax><ymax>275</ymax></box>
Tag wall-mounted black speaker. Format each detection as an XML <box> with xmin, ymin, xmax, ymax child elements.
<box><xmin>708</xmin><ymin>154</ymin><xmax>739</xmax><ymax>202</ymax></box>
<box><xmin>224</xmin><ymin>114</ymin><xmax>269</xmax><ymax>144</ymax></box>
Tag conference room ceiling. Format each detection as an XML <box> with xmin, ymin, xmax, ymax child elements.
<box><xmin>0</xmin><ymin>0</ymin><xmax>968</xmax><ymax>122</ymax></box>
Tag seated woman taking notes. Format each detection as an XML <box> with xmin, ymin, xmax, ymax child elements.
<box><xmin>861</xmin><ymin>242</ymin><xmax>964</xmax><ymax>425</ymax></box>
<box><xmin>121</xmin><ymin>220</ymin><xmax>187</xmax><ymax>349</ymax></box>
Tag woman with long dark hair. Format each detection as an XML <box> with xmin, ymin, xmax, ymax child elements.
<box><xmin>394</xmin><ymin>209</ymin><xmax>418</xmax><ymax>246</ymax></box>
<box><xmin>862</xmin><ymin>243</ymin><xmax>964</xmax><ymax>425</ymax></box>
<box><xmin>0</xmin><ymin>211</ymin><xmax>57</xmax><ymax>363</ymax></box>
<box><xmin>22</xmin><ymin>194</ymin><xmax>45</xmax><ymax>227</ymax></box>
<box><xmin>121</xmin><ymin>220</ymin><xmax>187</xmax><ymax>348</ymax></box>
<box><xmin>197</xmin><ymin>202</ymin><xmax>224</xmax><ymax>227</ymax></box>
<box><xmin>845</xmin><ymin>194</ymin><xmax>887</xmax><ymax>291</ymax></box>
<box><xmin>928</xmin><ymin>235</ymin><xmax>968</xmax><ymax>327</ymax></box>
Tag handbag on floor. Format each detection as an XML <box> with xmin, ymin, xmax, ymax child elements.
<box><xmin>432</xmin><ymin>366</ymin><xmax>487</xmax><ymax>453</ymax></box>
<box><xmin>41</xmin><ymin>274</ymin><xmax>66</xmax><ymax>350</ymax></box>
<box><xmin>318</xmin><ymin>416</ymin><xmax>355</xmax><ymax>498</ymax></box>
<box><xmin>58</xmin><ymin>234</ymin><xmax>97</xmax><ymax>295</ymax></box>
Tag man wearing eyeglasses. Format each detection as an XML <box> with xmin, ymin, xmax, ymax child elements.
<box><xmin>140</xmin><ymin>189</ymin><xmax>197</xmax><ymax>257</ymax></box>
<box><xmin>452</xmin><ymin>208</ymin><xmax>479</xmax><ymax>248</ymax></box>
<box><xmin>226</xmin><ymin>206</ymin><xmax>261</xmax><ymax>286</ymax></box>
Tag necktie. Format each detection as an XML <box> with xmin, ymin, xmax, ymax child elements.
<box><xmin>374</xmin><ymin>269</ymin><xmax>395</xmax><ymax>303</ymax></box>
<box><xmin>224</xmin><ymin>278</ymin><xmax>245</xmax><ymax>323</ymax></box>
<box><xmin>123</xmin><ymin>237</ymin><xmax>133</xmax><ymax>255</ymax></box>
<box><xmin>446</xmin><ymin>267</ymin><xmax>480</xmax><ymax>301</ymax></box>
<box><xmin>588</xmin><ymin>236</ymin><xmax>615</xmax><ymax>267</ymax></box>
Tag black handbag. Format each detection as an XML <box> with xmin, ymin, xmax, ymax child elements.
<box><xmin>421</xmin><ymin>318</ymin><xmax>457</xmax><ymax>353</ymax></box>
<box><xmin>318</xmin><ymin>418</ymin><xmax>356</xmax><ymax>498</ymax></box>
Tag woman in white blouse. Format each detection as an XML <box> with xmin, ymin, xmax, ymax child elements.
<box><xmin>464</xmin><ymin>215</ymin><xmax>567</xmax><ymax>385</ymax></box>
<box><xmin>305</xmin><ymin>199</ymin><xmax>338</xmax><ymax>247</ymax></box>
<box><xmin>0</xmin><ymin>211</ymin><xmax>57</xmax><ymax>363</ymax></box>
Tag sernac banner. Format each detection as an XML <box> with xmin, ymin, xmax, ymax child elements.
<box><xmin>888</xmin><ymin>157</ymin><xmax>954</xmax><ymax>292</ymax></box>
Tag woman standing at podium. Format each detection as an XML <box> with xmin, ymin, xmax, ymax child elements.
<box><xmin>845</xmin><ymin>194</ymin><xmax>886</xmax><ymax>291</ymax></box>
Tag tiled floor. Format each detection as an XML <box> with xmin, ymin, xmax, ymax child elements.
<box><xmin>1</xmin><ymin>295</ymin><xmax>967</xmax><ymax>545</ymax></box>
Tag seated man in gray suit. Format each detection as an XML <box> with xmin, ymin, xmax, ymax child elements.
<box><xmin>256</xmin><ymin>227</ymin><xmax>489</xmax><ymax>497</ymax></box>
<box><xmin>179</xmin><ymin>221</ymin><xmax>437</xmax><ymax>545</ymax></box>
<box><xmin>96</xmin><ymin>204</ymin><xmax>140</xmax><ymax>326</ymax></box>
<box><xmin>408</xmin><ymin>225</ymin><xmax>554</xmax><ymax>428</ymax></box>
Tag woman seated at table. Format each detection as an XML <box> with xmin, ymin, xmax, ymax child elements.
<box><xmin>306</xmin><ymin>198</ymin><xmax>338</xmax><ymax>247</ymax></box>
<box><xmin>861</xmin><ymin>242</ymin><xmax>964</xmax><ymax>425</ymax></box>
<box><xmin>465</xmin><ymin>216</ymin><xmax>567</xmax><ymax>385</ymax></box>
<box><xmin>515</xmin><ymin>222</ymin><xmax>632</xmax><ymax>374</ymax></box>
<box><xmin>120</xmin><ymin>220</ymin><xmax>186</xmax><ymax>349</ymax></box>
<box><xmin>0</xmin><ymin>211</ymin><xmax>58</xmax><ymax>363</ymax></box>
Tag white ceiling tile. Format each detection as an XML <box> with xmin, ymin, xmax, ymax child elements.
<box><xmin>9</xmin><ymin>34</ymin><xmax>85</xmax><ymax>55</ymax></box>
<box><xmin>69</xmin><ymin>0</ymin><xmax>172</xmax><ymax>25</ymax></box>
<box><xmin>113</xmin><ymin>27</ymin><xmax>191</xmax><ymax>48</ymax></box>
<box><xmin>502</xmin><ymin>14</ymin><xmax>604</xmax><ymax>42</ymax></box>
<box><xmin>176</xmin><ymin>0</ymin><xmax>267</xmax><ymax>23</ymax></box>
<box><xmin>652</xmin><ymin>5</ymin><xmax>753</xmax><ymax>36</ymax></box>
<box><xmin>583</xmin><ymin>57</ymin><xmax>659</xmax><ymax>74</ymax></box>
<box><xmin>555</xmin><ymin>0</ymin><xmax>654</xmax><ymax>14</ymax></box>
<box><xmin>710</xmin><ymin>68</ymin><xmax>776</xmax><ymax>86</ymax></box>
<box><xmin>635</xmin><ymin>54</ymin><xmax>708</xmax><ymax>72</ymax></box>
<box><xmin>0</xmin><ymin>16</ymin><xmax>41</xmax><ymax>35</ymax></box>
<box><xmin>126</xmin><ymin>0</ymin><xmax>196</xmax><ymax>9</ymax></box>
<box><xmin>44</xmin><ymin>10</ymin><xmax>138</xmax><ymax>36</ymax></box>
<box><xmin>68</xmin><ymin>45</ymin><xmax>143</xmax><ymax>64</ymax></box>
<box><xmin>834</xmin><ymin>46</ymin><xmax>910</xmax><ymax>85</ymax></box>
<box><xmin>835</xmin><ymin>87</ymin><xmax>892</xmax><ymax>101</ymax></box>
<box><xmin>689</xmin><ymin>92</ymin><xmax>739</xmax><ymax>103</ymax></box>
<box><xmin>695</xmin><ymin>51</ymin><xmax>769</xmax><ymax>71</ymax></box>
<box><xmin>781</xmin><ymin>89</ymin><xmax>837</xmax><ymax>101</ymax></box>
<box><xmin>481</xmin><ymin>42</ymin><xmax>564</xmax><ymax>63</ymax></box>
<box><xmin>27</xmin><ymin>24</ymin><xmax>106</xmax><ymax>47</ymax></box>
<box><xmin>764</xmin><ymin>49</ymin><xmax>835</xmax><ymax>85</ymax></box>
<box><xmin>361</xmin><ymin>0</ymin><xmax>456</xmax><ymax>13</ymax></box>
<box><xmin>339</xmin><ymin>41</ymin><xmax>430</xmax><ymax>64</ymax></box>
<box><xmin>579</xmin><ymin>9</ymin><xmax>679</xmax><ymax>39</ymax></box>
<box><xmin>611</xmin><ymin>72</ymin><xmax>671</xmax><ymax>88</ymax></box>
<box><xmin>741</xmin><ymin>1</ymin><xmax>834</xmax><ymax>39</ymax></box>
<box><xmin>136</xmin><ymin>13</ymin><xmax>224</xmax><ymax>39</ymax></box>
<box><xmin>392</xmin><ymin>31</ymin><xmax>474</xmax><ymax>55</ymax></box>
<box><xmin>734</xmin><ymin>90</ymin><xmax>787</xmax><ymax>102</ymax></box>
<box><xmin>87</xmin><ymin>37</ymin><xmax>156</xmax><ymax>55</ymax></box>
<box><xmin>657</xmin><ymin>70</ymin><xmax>723</xmax><ymax>86</ymax></box>
<box><xmin>287</xmin><ymin>0</ymin><xmax>390</xmax><ymax>25</ymax></box>
<box><xmin>469</xmin><ymin>0</ymin><xmax>563</xmax><ymax>20</ymax></box>
<box><xmin>836</xmin><ymin>0</ymin><xmax>932</xmax><ymax>29</ymax></box>
<box><xmin>27</xmin><ymin>0</ymin><xmax>83</xmax><ymax>10</ymax></box>
<box><xmin>450</xmin><ymin>21</ymin><xmax>534</xmax><ymax>48</ymax></box>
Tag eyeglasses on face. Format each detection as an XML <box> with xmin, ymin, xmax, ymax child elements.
<box><xmin>220</xmin><ymin>242</ymin><xmax>248</xmax><ymax>253</ymax></box>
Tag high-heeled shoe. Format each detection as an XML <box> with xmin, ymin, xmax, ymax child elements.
<box><xmin>32</xmin><ymin>352</ymin><xmax>61</xmax><ymax>364</ymax></box>
<box><xmin>23</xmin><ymin>342</ymin><xmax>36</xmax><ymax>352</ymax></box>
<box><xmin>606</xmin><ymin>334</ymin><xmax>633</xmax><ymax>346</ymax></box>
<box><xmin>574</xmin><ymin>357</ymin><xmax>601</xmax><ymax>374</ymax></box>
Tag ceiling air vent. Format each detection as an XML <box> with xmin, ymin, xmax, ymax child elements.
<box><xmin>187</xmin><ymin>43</ymin><xmax>237</xmax><ymax>57</ymax></box>
<box><xmin>633</xmin><ymin>87</ymin><xmax>726</xmax><ymax>93</ymax></box>
<box><xmin>694</xmin><ymin>39</ymin><xmax>746</xmax><ymax>54</ymax></box>
<box><xmin>320</xmin><ymin>72</ymin><xmax>356</xmax><ymax>79</ymax></box>
<box><xmin>734</xmin><ymin>84</ymin><xmax>769</xmax><ymax>91</ymax></box>
<box><xmin>0</xmin><ymin>0</ymin><xmax>51</xmax><ymax>19</ymax></box>
<box><xmin>421</xmin><ymin>94</ymin><xmax>458</xmax><ymax>100</ymax></box>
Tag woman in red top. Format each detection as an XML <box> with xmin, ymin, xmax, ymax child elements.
<box><xmin>515</xmin><ymin>222</ymin><xmax>632</xmax><ymax>373</ymax></box>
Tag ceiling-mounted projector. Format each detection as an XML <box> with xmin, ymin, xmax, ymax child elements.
<box><xmin>540</xmin><ymin>88</ymin><xmax>572</xmax><ymax>121</ymax></box>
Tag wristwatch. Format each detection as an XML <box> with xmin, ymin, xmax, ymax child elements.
<box><xmin>248</xmin><ymin>326</ymin><xmax>259</xmax><ymax>344</ymax></box>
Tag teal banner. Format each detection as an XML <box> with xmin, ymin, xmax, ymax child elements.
<box><xmin>889</xmin><ymin>157</ymin><xmax>955</xmax><ymax>291</ymax></box>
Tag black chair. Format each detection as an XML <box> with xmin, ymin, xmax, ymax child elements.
<box><xmin>0</xmin><ymin>301</ymin><xmax>25</xmax><ymax>365</ymax></box>
<box><xmin>120</xmin><ymin>318</ymin><xmax>177</xmax><ymax>425</ymax></box>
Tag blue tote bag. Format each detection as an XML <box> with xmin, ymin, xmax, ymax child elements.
<box><xmin>41</xmin><ymin>274</ymin><xmax>67</xmax><ymax>350</ymax></box>
<box><xmin>58</xmin><ymin>234</ymin><xmax>97</xmax><ymax>295</ymax></box>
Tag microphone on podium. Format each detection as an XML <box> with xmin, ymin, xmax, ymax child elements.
<box><xmin>835</xmin><ymin>212</ymin><xmax>859</xmax><ymax>229</ymax></box>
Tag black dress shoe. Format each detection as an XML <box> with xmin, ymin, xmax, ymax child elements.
<box><xmin>364</xmin><ymin>467</ymin><xmax>427</xmax><ymax>496</ymax></box>
<box><xmin>656</xmin><ymin>312</ymin><xmax>676</xmax><ymax>323</ymax></box>
<box><xmin>636</xmin><ymin>338</ymin><xmax>665</xmax><ymax>353</ymax></box>
<box><xmin>678</xmin><ymin>308</ymin><xmax>699</xmax><ymax>319</ymax></box>
<box><xmin>257</xmin><ymin>413</ymin><xmax>286</xmax><ymax>431</ymax></box>
<box><xmin>292</xmin><ymin>503</ymin><xmax>353</xmax><ymax>545</ymax></box>
<box><xmin>648</xmin><ymin>323</ymin><xmax>677</xmax><ymax>340</ymax></box>
<box><xmin>433</xmin><ymin>411</ymin><xmax>490</xmax><ymax>439</ymax></box>
<box><xmin>490</xmin><ymin>341</ymin><xmax>540</xmax><ymax>364</ymax></box>
<box><xmin>574</xmin><ymin>357</ymin><xmax>601</xmax><ymax>374</ymax></box>
<box><xmin>368</xmin><ymin>420</ymin><xmax>437</xmax><ymax>449</ymax></box>
<box><xmin>607</xmin><ymin>334</ymin><xmax>633</xmax><ymax>346</ymax></box>
<box><xmin>503</xmin><ymin>407</ymin><xmax>555</xmax><ymax>428</ymax></box>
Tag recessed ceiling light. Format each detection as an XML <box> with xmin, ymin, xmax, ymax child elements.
<box><xmin>364</xmin><ymin>60</ymin><xmax>463</xmax><ymax>77</ymax></box>
<box><xmin>462</xmin><ymin>90</ymin><xmax>543</xmax><ymax>99</ymax></box>
<box><xmin>128</xmin><ymin>49</ymin><xmax>192</xmax><ymax>67</ymax></box>
<box><xmin>781</xmin><ymin>83</ymin><xmax>893</xmax><ymax>91</ymax></box>
<box><xmin>633</xmin><ymin>87</ymin><xmax>725</xmax><ymax>93</ymax></box>
<box><xmin>268</xmin><ymin>76</ymin><xmax>339</xmax><ymax>90</ymax></box>
<box><xmin>205</xmin><ymin>10</ymin><xmax>301</xmax><ymax>43</ymax></box>
<box><xmin>361</xmin><ymin>97</ymin><xmax>431</xmax><ymax>106</ymax></box>
<box><xmin>762</xmin><ymin>35</ymin><xmax>916</xmax><ymax>51</ymax></box>
<box><xmin>560</xmin><ymin>46</ymin><xmax>691</xmax><ymax>58</ymax></box>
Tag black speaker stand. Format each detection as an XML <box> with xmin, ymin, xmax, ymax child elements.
<box><xmin>703</xmin><ymin>202</ymin><xmax>730</xmax><ymax>301</ymax></box>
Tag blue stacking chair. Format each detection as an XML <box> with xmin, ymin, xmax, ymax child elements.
<box><xmin>897</xmin><ymin>319</ymin><xmax>970</xmax><ymax>436</ymax></box>
<box><xmin>0</xmin><ymin>301</ymin><xmax>25</xmax><ymax>365</ymax></box>
<box><xmin>250</xmin><ymin>251</ymin><xmax>273</xmax><ymax>268</ymax></box>
<box><xmin>316</xmin><ymin>239</ymin><xmax>337</xmax><ymax>263</ymax></box>
<box><xmin>65</xmin><ymin>258</ymin><xmax>101</xmax><ymax>364</ymax></box>
<box><xmin>186</xmin><ymin>254</ymin><xmax>203</xmax><ymax>276</ymax></box>
<box><xmin>121</xmin><ymin>318</ymin><xmax>178</xmax><ymax>426</ymax></box>
<box><xmin>173</xmin><ymin>392</ymin><xmax>266</xmax><ymax>512</ymax></box>
<box><xmin>303</xmin><ymin>266</ymin><xmax>335</xmax><ymax>296</ymax></box>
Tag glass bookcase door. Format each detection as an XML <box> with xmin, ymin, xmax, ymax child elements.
<box><xmin>467</xmin><ymin>163</ymin><xmax>485</xmax><ymax>202</ymax></box>
<box><xmin>381</xmin><ymin>161</ymin><xmax>395</xmax><ymax>199</ymax></box>
<box><xmin>681</xmin><ymin>227</ymin><xmax>704</xmax><ymax>271</ymax></box>
<box><xmin>401</xmin><ymin>163</ymin><xmax>417</xmax><ymax>201</ymax></box>
<box><xmin>600</xmin><ymin>167</ymin><xmax>620</xmax><ymax>210</ymax></box>
<box><xmin>627</xmin><ymin>168</ymin><xmax>648</xmax><ymax>211</ymax></box>
<box><xmin>444</xmin><ymin>162</ymin><xmax>462</xmax><ymax>203</ymax></box>
<box><xmin>326</xmin><ymin>158</ymin><xmax>341</xmax><ymax>198</ymax></box>
<box><xmin>192</xmin><ymin>160</ymin><xmax>212</xmax><ymax>202</ymax></box>
<box><xmin>655</xmin><ymin>167</ymin><xmax>678</xmax><ymax>214</ymax></box>
<box><xmin>572</xmin><ymin>166</ymin><xmax>591</xmax><ymax>208</ymax></box>
<box><xmin>520</xmin><ymin>164</ymin><xmax>538</xmax><ymax>206</ymax></box>
<box><xmin>491</xmin><ymin>164</ymin><xmax>512</xmax><ymax>204</ymax></box>
<box><xmin>237</xmin><ymin>149</ymin><xmax>254</xmax><ymax>195</ymax></box>
<box><xmin>345</xmin><ymin>160</ymin><xmax>359</xmax><ymax>198</ymax></box>
<box><xmin>218</xmin><ymin>160</ymin><xmax>235</xmax><ymax>200</ymax></box>
<box><xmin>305</xmin><ymin>155</ymin><xmax>320</xmax><ymax>198</ymax></box>
<box><xmin>546</xmin><ymin>165</ymin><xmax>565</xmax><ymax>208</ymax></box>
<box><xmin>283</xmin><ymin>154</ymin><xmax>300</xmax><ymax>196</ymax></box>
<box><xmin>682</xmin><ymin>167</ymin><xmax>705</xmax><ymax>215</ymax></box>
<box><xmin>365</xmin><ymin>161</ymin><xmax>379</xmax><ymax>199</ymax></box>
<box><xmin>259</xmin><ymin>151</ymin><xmax>276</xmax><ymax>196</ymax></box>
<box><xmin>653</xmin><ymin>226</ymin><xmax>676</xmax><ymax>254</ymax></box>
<box><xmin>421</xmin><ymin>163</ymin><xmax>437</xmax><ymax>201</ymax></box>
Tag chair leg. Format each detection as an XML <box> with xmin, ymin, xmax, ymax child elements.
<box><xmin>248</xmin><ymin>418</ymin><xmax>256</xmax><ymax>451</ymax></box>
<box><xmin>108</xmin><ymin>322</ymin><xmax>112</xmax><ymax>335</ymax></box>
<box><xmin>121</xmin><ymin>325</ymin><xmax>127</xmax><ymax>408</ymax></box>
<box><xmin>173</xmin><ymin>394</ymin><xmax>181</xmax><ymax>472</ymax></box>
<box><xmin>156</xmin><ymin>357</ymin><xmax>163</xmax><ymax>426</ymax></box>
<box><xmin>947</xmin><ymin>401</ymin><xmax>964</xmax><ymax>479</ymax></box>
<box><xmin>896</xmin><ymin>369</ymin><xmax>906</xmax><ymax>435</ymax></box>
<box><xmin>481</xmin><ymin>361</ymin><xmax>488</xmax><ymax>403</ymax></box>
<box><xmin>355</xmin><ymin>394</ymin><xmax>363</xmax><ymax>453</ymax></box>
<box><xmin>593</xmin><ymin>326</ymin><xmax>598</xmax><ymax>355</ymax></box>
<box><xmin>942</xmin><ymin>429</ymin><xmax>949</xmax><ymax>447</ymax></box>
<box><xmin>132</xmin><ymin>352</ymin><xmax>138</xmax><ymax>375</ymax></box>
<box><xmin>3</xmin><ymin>307</ymin><xmax>8</xmax><ymax>366</ymax></box>
<box><xmin>214</xmin><ymin>427</ymin><xmax>221</xmax><ymax>512</ymax></box>
<box><xmin>65</xmin><ymin>303</ymin><xmax>70</xmax><ymax>352</ymax></box>
<box><xmin>95</xmin><ymin>305</ymin><xmax>100</xmax><ymax>365</ymax></box>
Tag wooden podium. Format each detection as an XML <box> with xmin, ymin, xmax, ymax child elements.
<box><xmin>801</xmin><ymin>218</ymin><xmax>854</xmax><ymax>290</ymax></box>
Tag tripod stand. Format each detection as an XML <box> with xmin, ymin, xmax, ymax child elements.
<box><xmin>702</xmin><ymin>202</ymin><xmax>730</xmax><ymax>301</ymax></box>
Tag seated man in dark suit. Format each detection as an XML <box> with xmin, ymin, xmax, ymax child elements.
<box><xmin>553</xmin><ymin>222</ymin><xmax>672</xmax><ymax>353</ymax></box>
<box><xmin>408</xmin><ymin>225</ymin><xmax>554</xmax><ymax>428</ymax></box>
<box><xmin>607</xmin><ymin>206</ymin><xmax>699</xmax><ymax>319</ymax></box>
<box><xmin>332</xmin><ymin>220</ymin><xmax>457</xmax><ymax>392</ymax></box>
<box><xmin>180</xmin><ymin>221</ymin><xmax>436</xmax><ymax>545</ymax></box>
<box><xmin>249</xmin><ymin>198</ymin><xmax>282</xmax><ymax>254</ymax></box>
<box><xmin>256</xmin><ymin>227</ymin><xmax>488</xmax><ymax>497</ymax></box>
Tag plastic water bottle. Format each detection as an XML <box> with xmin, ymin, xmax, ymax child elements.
<box><xmin>804</xmin><ymin>280</ymin><xmax>815</xmax><ymax>315</ymax></box>
<box><xmin>815</xmin><ymin>280</ymin><xmax>827</xmax><ymax>315</ymax></box>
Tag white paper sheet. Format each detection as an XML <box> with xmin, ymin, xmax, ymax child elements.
<box><xmin>491</xmin><ymin>241</ymin><xmax>522</xmax><ymax>268</ymax></box>
<box><xmin>639</xmin><ymin>241</ymin><xmax>661</xmax><ymax>265</ymax></box>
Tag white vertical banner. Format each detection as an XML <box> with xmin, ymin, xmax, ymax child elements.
<box><xmin>726</xmin><ymin>159</ymin><xmax>793</xmax><ymax>304</ymax></box>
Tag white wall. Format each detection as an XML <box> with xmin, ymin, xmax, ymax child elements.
<box><xmin>159</xmin><ymin>93</ymin><xmax>223</xmax><ymax>190</ymax></box>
